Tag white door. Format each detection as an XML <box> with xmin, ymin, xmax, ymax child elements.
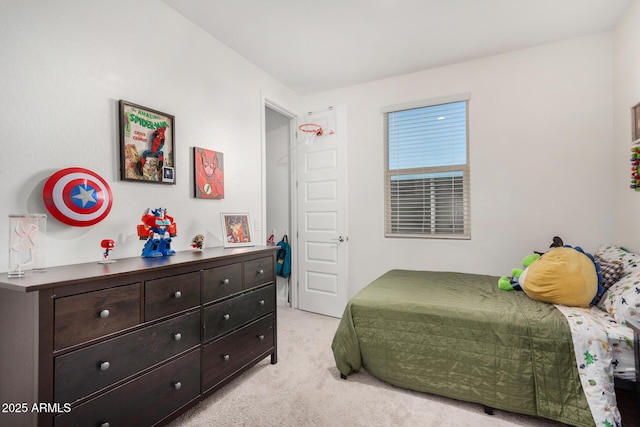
<box><xmin>296</xmin><ymin>105</ymin><xmax>348</xmax><ymax>318</ymax></box>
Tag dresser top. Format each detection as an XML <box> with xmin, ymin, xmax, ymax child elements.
<box><xmin>0</xmin><ymin>246</ymin><xmax>277</xmax><ymax>292</ymax></box>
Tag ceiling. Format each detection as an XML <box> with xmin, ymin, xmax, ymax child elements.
<box><xmin>162</xmin><ymin>0</ymin><xmax>632</xmax><ymax>95</ymax></box>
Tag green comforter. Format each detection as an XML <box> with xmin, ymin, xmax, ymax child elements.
<box><xmin>332</xmin><ymin>270</ymin><xmax>593</xmax><ymax>427</ymax></box>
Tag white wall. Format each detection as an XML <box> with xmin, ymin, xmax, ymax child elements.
<box><xmin>1</xmin><ymin>0</ymin><xmax>629</xmax><ymax>310</ymax></box>
<box><xmin>300</xmin><ymin>33</ymin><xmax>616</xmax><ymax>297</ymax></box>
<box><xmin>0</xmin><ymin>0</ymin><xmax>298</xmax><ymax>270</ymax></box>
<box><xmin>613</xmin><ymin>0</ymin><xmax>640</xmax><ymax>251</ymax></box>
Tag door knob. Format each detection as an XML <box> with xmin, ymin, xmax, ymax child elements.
<box><xmin>331</xmin><ymin>236</ymin><xmax>346</xmax><ymax>242</ymax></box>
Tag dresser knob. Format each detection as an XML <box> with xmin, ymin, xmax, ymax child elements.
<box><xmin>173</xmin><ymin>333</ymin><xmax>182</xmax><ymax>341</ymax></box>
<box><xmin>173</xmin><ymin>291</ymin><xmax>182</xmax><ymax>299</ymax></box>
<box><xmin>100</xmin><ymin>422</ymin><xmax>110</xmax><ymax>427</ymax></box>
<box><xmin>223</xmin><ymin>354</ymin><xmax>230</xmax><ymax>361</ymax></box>
<box><xmin>223</xmin><ymin>314</ymin><xmax>230</xmax><ymax>321</ymax></box>
<box><xmin>173</xmin><ymin>381</ymin><xmax>182</xmax><ymax>390</ymax></box>
<box><xmin>99</xmin><ymin>309</ymin><xmax>110</xmax><ymax>319</ymax></box>
<box><xmin>100</xmin><ymin>361</ymin><xmax>110</xmax><ymax>371</ymax></box>
<box><xmin>258</xmin><ymin>269</ymin><xmax>264</xmax><ymax>275</ymax></box>
<box><xmin>259</xmin><ymin>299</ymin><xmax>265</xmax><ymax>306</ymax></box>
<box><xmin>258</xmin><ymin>334</ymin><xmax>265</xmax><ymax>341</ymax></box>
<box><xmin>222</xmin><ymin>278</ymin><xmax>230</xmax><ymax>285</ymax></box>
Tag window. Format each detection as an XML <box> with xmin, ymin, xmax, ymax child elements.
<box><xmin>383</xmin><ymin>96</ymin><xmax>470</xmax><ymax>239</ymax></box>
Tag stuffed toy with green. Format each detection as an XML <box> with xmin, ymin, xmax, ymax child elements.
<box><xmin>498</xmin><ymin>237</ymin><xmax>604</xmax><ymax>308</ymax></box>
<box><xmin>498</xmin><ymin>253</ymin><xmax>540</xmax><ymax>291</ymax></box>
<box><xmin>498</xmin><ymin>236</ymin><xmax>562</xmax><ymax>291</ymax></box>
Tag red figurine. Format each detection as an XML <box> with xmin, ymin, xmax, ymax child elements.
<box><xmin>99</xmin><ymin>239</ymin><xmax>115</xmax><ymax>264</ymax></box>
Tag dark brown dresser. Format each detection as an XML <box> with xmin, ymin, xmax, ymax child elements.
<box><xmin>0</xmin><ymin>246</ymin><xmax>278</xmax><ymax>427</ymax></box>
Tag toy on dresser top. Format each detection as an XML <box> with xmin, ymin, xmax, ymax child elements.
<box><xmin>137</xmin><ymin>207</ymin><xmax>177</xmax><ymax>257</ymax></box>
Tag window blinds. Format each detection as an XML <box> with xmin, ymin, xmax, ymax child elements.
<box><xmin>384</xmin><ymin>100</ymin><xmax>470</xmax><ymax>239</ymax></box>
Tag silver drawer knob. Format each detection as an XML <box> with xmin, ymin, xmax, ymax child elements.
<box><xmin>258</xmin><ymin>334</ymin><xmax>265</xmax><ymax>341</ymax></box>
<box><xmin>173</xmin><ymin>333</ymin><xmax>182</xmax><ymax>341</ymax></box>
<box><xmin>173</xmin><ymin>291</ymin><xmax>182</xmax><ymax>299</ymax></box>
<box><xmin>223</xmin><ymin>314</ymin><xmax>230</xmax><ymax>321</ymax></box>
<box><xmin>223</xmin><ymin>354</ymin><xmax>230</xmax><ymax>361</ymax></box>
<box><xmin>99</xmin><ymin>309</ymin><xmax>110</xmax><ymax>319</ymax></box>
<box><xmin>100</xmin><ymin>361</ymin><xmax>110</xmax><ymax>371</ymax></box>
<box><xmin>222</xmin><ymin>278</ymin><xmax>230</xmax><ymax>285</ymax></box>
<box><xmin>257</xmin><ymin>269</ymin><xmax>264</xmax><ymax>275</ymax></box>
<box><xmin>173</xmin><ymin>381</ymin><xmax>182</xmax><ymax>390</ymax></box>
<box><xmin>100</xmin><ymin>422</ymin><xmax>110</xmax><ymax>427</ymax></box>
<box><xmin>259</xmin><ymin>299</ymin><xmax>265</xmax><ymax>306</ymax></box>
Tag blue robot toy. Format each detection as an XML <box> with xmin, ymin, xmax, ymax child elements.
<box><xmin>137</xmin><ymin>207</ymin><xmax>177</xmax><ymax>257</ymax></box>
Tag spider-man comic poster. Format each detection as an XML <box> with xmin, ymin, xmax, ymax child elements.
<box><xmin>119</xmin><ymin>100</ymin><xmax>175</xmax><ymax>184</ymax></box>
<box><xmin>194</xmin><ymin>147</ymin><xmax>224</xmax><ymax>199</ymax></box>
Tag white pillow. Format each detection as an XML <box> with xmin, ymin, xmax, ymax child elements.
<box><xmin>595</xmin><ymin>246</ymin><xmax>640</xmax><ymax>327</ymax></box>
<box><xmin>594</xmin><ymin>245</ymin><xmax>640</xmax><ymax>275</ymax></box>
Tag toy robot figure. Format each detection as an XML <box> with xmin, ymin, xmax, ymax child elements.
<box><xmin>191</xmin><ymin>234</ymin><xmax>205</xmax><ymax>250</ymax></box>
<box><xmin>99</xmin><ymin>239</ymin><xmax>116</xmax><ymax>264</ymax></box>
<box><xmin>137</xmin><ymin>207</ymin><xmax>177</xmax><ymax>257</ymax></box>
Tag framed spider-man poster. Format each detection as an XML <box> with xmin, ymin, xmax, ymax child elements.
<box><xmin>119</xmin><ymin>100</ymin><xmax>175</xmax><ymax>184</ymax></box>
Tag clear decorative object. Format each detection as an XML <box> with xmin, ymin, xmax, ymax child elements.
<box><xmin>8</xmin><ymin>214</ymin><xmax>46</xmax><ymax>277</ymax></box>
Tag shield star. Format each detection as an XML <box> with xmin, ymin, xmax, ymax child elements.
<box><xmin>72</xmin><ymin>185</ymin><xmax>96</xmax><ymax>207</ymax></box>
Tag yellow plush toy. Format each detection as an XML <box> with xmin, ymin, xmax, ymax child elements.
<box><xmin>519</xmin><ymin>246</ymin><xmax>599</xmax><ymax>308</ymax></box>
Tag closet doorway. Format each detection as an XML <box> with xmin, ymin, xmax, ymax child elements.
<box><xmin>265</xmin><ymin>103</ymin><xmax>295</xmax><ymax>307</ymax></box>
<box><xmin>264</xmin><ymin>101</ymin><xmax>349</xmax><ymax>317</ymax></box>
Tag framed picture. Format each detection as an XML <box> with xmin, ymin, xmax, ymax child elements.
<box><xmin>221</xmin><ymin>213</ymin><xmax>253</xmax><ymax>247</ymax></box>
<box><xmin>194</xmin><ymin>147</ymin><xmax>224</xmax><ymax>199</ymax></box>
<box><xmin>119</xmin><ymin>100</ymin><xmax>175</xmax><ymax>184</ymax></box>
<box><xmin>633</xmin><ymin>102</ymin><xmax>640</xmax><ymax>143</ymax></box>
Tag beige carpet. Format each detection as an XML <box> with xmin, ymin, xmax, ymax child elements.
<box><xmin>167</xmin><ymin>305</ymin><xmax>604</xmax><ymax>427</ymax></box>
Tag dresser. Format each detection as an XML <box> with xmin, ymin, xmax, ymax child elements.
<box><xmin>0</xmin><ymin>246</ymin><xmax>278</xmax><ymax>427</ymax></box>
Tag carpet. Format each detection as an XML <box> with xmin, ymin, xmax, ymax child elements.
<box><xmin>168</xmin><ymin>305</ymin><xmax>637</xmax><ymax>427</ymax></box>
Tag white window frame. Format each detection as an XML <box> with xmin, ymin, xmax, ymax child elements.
<box><xmin>382</xmin><ymin>94</ymin><xmax>470</xmax><ymax>239</ymax></box>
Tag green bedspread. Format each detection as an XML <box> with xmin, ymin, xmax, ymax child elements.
<box><xmin>332</xmin><ymin>270</ymin><xmax>594</xmax><ymax>427</ymax></box>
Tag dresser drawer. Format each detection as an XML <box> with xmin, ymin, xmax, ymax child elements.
<box><xmin>202</xmin><ymin>315</ymin><xmax>274</xmax><ymax>391</ymax></box>
<box><xmin>244</xmin><ymin>256</ymin><xmax>273</xmax><ymax>290</ymax></box>
<box><xmin>203</xmin><ymin>285</ymin><xmax>274</xmax><ymax>341</ymax></box>
<box><xmin>54</xmin><ymin>283</ymin><xmax>141</xmax><ymax>350</ymax></box>
<box><xmin>55</xmin><ymin>310</ymin><xmax>200</xmax><ymax>404</ymax></box>
<box><xmin>202</xmin><ymin>262</ymin><xmax>242</xmax><ymax>303</ymax></box>
<box><xmin>145</xmin><ymin>271</ymin><xmax>201</xmax><ymax>321</ymax></box>
<box><xmin>55</xmin><ymin>349</ymin><xmax>200</xmax><ymax>427</ymax></box>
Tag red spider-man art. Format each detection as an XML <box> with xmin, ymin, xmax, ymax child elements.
<box><xmin>136</xmin><ymin>127</ymin><xmax>166</xmax><ymax>179</ymax></box>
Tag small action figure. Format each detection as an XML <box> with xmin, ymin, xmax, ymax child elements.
<box><xmin>99</xmin><ymin>239</ymin><xmax>116</xmax><ymax>264</ymax></box>
<box><xmin>191</xmin><ymin>234</ymin><xmax>205</xmax><ymax>250</ymax></box>
<box><xmin>137</xmin><ymin>207</ymin><xmax>177</xmax><ymax>257</ymax></box>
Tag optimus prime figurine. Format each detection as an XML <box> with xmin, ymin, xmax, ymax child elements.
<box><xmin>137</xmin><ymin>207</ymin><xmax>177</xmax><ymax>257</ymax></box>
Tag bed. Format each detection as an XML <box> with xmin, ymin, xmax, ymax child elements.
<box><xmin>332</xmin><ymin>246</ymin><xmax>639</xmax><ymax>427</ymax></box>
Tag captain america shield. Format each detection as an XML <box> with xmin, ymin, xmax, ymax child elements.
<box><xmin>43</xmin><ymin>167</ymin><xmax>113</xmax><ymax>227</ymax></box>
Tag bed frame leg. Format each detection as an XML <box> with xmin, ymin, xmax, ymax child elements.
<box><xmin>484</xmin><ymin>406</ymin><xmax>494</xmax><ymax>415</ymax></box>
<box><xmin>340</xmin><ymin>373</ymin><xmax>347</xmax><ymax>380</ymax></box>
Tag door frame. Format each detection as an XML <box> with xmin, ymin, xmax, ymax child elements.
<box><xmin>260</xmin><ymin>93</ymin><xmax>299</xmax><ymax>308</ymax></box>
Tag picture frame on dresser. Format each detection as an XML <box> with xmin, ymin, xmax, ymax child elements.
<box><xmin>221</xmin><ymin>213</ymin><xmax>254</xmax><ymax>247</ymax></box>
<box><xmin>119</xmin><ymin>100</ymin><xmax>176</xmax><ymax>184</ymax></box>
